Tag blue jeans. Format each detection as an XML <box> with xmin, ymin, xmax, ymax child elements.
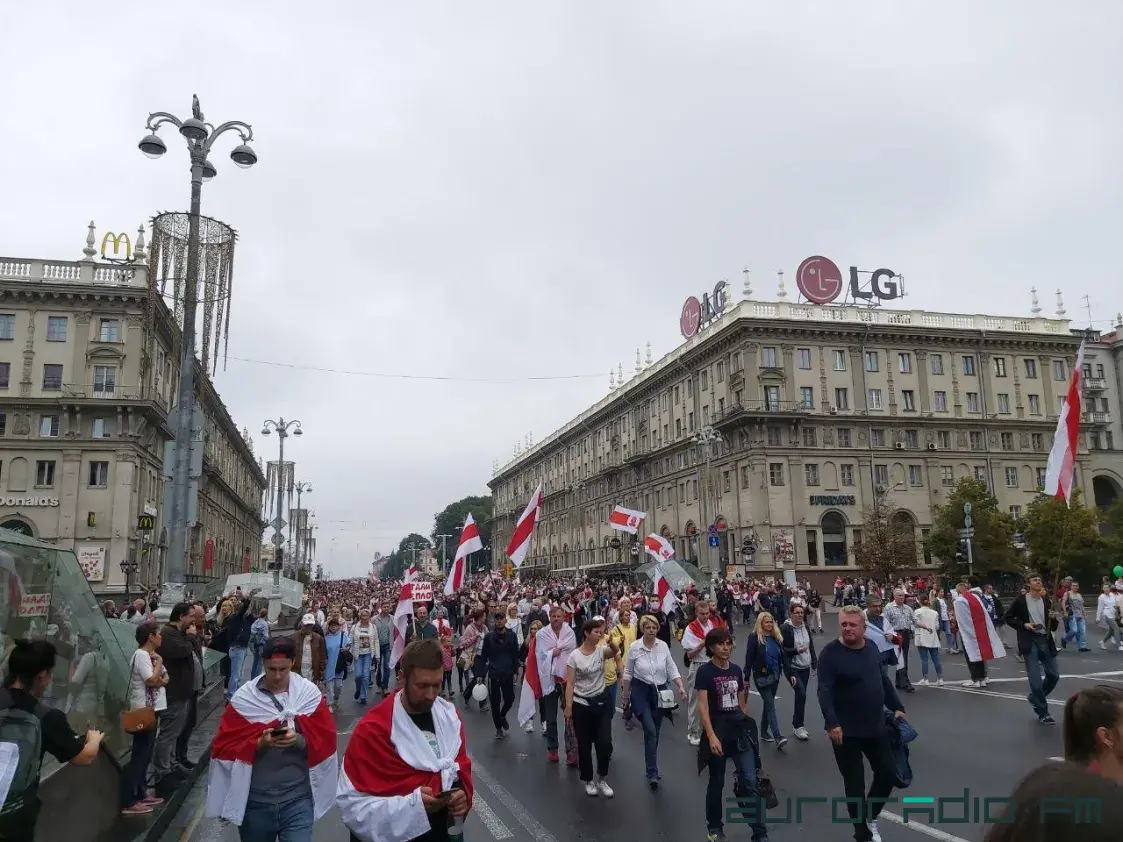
<box><xmin>1064</xmin><ymin>615</ymin><xmax>1087</xmax><ymax>649</ymax></box>
<box><xmin>378</xmin><ymin>644</ymin><xmax>392</xmax><ymax>690</ymax></box>
<box><xmin>638</xmin><ymin>705</ymin><xmax>664</xmax><ymax>779</ymax></box>
<box><xmin>227</xmin><ymin>646</ymin><xmax>247</xmax><ymax>698</ymax></box>
<box><xmin>707</xmin><ymin>743</ymin><xmax>768</xmax><ymax>840</ymax></box>
<box><xmin>1025</xmin><ymin>638</ymin><xmax>1060</xmax><ymax>717</ymax></box>
<box><xmin>239</xmin><ymin>794</ymin><xmax>314</xmax><ymax>842</ymax></box>
<box><xmin>606</xmin><ymin>682</ymin><xmax>618</xmax><ymax>720</ymax></box>
<box><xmin>120</xmin><ymin>728</ymin><xmax>156</xmax><ymax>808</ymax></box>
<box><xmin>919</xmin><ymin>646</ymin><xmax>942</xmax><ymax>678</ymax></box>
<box><xmin>354</xmin><ymin>653</ymin><xmax>372</xmax><ymax>702</ymax></box>
<box><xmin>756</xmin><ymin>679</ymin><xmax>782</xmax><ymax>739</ymax></box>
<box><xmin>251</xmin><ymin>648</ymin><xmax>264</xmax><ymax>679</ymax></box>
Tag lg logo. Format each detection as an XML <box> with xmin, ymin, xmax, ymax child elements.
<box><xmin>795</xmin><ymin>256</ymin><xmax>900</xmax><ymax>305</ymax></box>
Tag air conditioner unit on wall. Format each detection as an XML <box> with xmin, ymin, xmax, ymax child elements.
<box><xmin>894</xmin><ymin>442</ymin><xmax>905</xmax><ymax>450</ymax></box>
<box><xmin>927</xmin><ymin>443</ymin><xmax>938</xmax><ymax>451</ymax></box>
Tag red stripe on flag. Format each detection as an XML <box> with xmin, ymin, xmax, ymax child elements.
<box><xmin>966</xmin><ymin>593</ymin><xmax>994</xmax><ymax>661</ymax></box>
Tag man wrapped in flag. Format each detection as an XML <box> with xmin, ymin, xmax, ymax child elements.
<box><xmin>206</xmin><ymin>637</ymin><xmax>338</xmax><ymax>831</ymax></box>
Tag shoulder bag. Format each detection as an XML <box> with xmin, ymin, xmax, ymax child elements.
<box><xmin>120</xmin><ymin>650</ymin><xmax>157</xmax><ymax>734</ymax></box>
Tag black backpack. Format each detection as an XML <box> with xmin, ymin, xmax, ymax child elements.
<box><xmin>0</xmin><ymin>688</ymin><xmax>47</xmax><ymax>815</ymax></box>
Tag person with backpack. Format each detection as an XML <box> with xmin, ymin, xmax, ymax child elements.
<box><xmin>0</xmin><ymin>639</ymin><xmax>103</xmax><ymax>842</ymax></box>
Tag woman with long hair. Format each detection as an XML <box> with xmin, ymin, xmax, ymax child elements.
<box><xmin>564</xmin><ymin>618</ymin><xmax>620</xmax><ymax>797</ymax></box>
<box><xmin>620</xmin><ymin>614</ymin><xmax>686</xmax><ymax>789</ymax></box>
<box><xmin>743</xmin><ymin>611</ymin><xmax>792</xmax><ymax>750</ymax></box>
<box><xmin>121</xmin><ymin>622</ymin><xmax>167</xmax><ymax>816</ymax></box>
<box><xmin>521</xmin><ymin>619</ymin><xmax>545</xmax><ymax>732</ymax></box>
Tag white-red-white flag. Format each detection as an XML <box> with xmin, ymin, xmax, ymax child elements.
<box><xmin>388</xmin><ymin>580</ymin><xmax>414</xmax><ymax>668</ymax></box>
<box><xmin>609</xmin><ymin>505</ymin><xmax>646</xmax><ymax>535</ymax></box>
<box><xmin>505</xmin><ymin>483</ymin><xmax>542</xmax><ymax>569</ymax></box>
<box><xmin>644</xmin><ymin>533</ymin><xmax>675</xmax><ymax>562</ymax></box>
<box><xmin>445</xmin><ymin>514</ymin><xmax>482</xmax><ymax>595</ymax></box>
<box><xmin>405</xmin><ymin>563</ymin><xmax>418</xmax><ymax>582</ymax></box>
<box><xmin>652</xmin><ymin>565</ymin><xmax>678</xmax><ymax>614</ymax></box>
<box><xmin>1044</xmin><ymin>341</ymin><xmax>1085</xmax><ymax>505</ymax></box>
<box><xmin>517</xmin><ymin>632</ymin><xmax>543</xmax><ymax>726</ymax></box>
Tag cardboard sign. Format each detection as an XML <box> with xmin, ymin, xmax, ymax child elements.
<box><xmin>18</xmin><ymin>593</ymin><xmax>51</xmax><ymax>617</ymax></box>
<box><xmin>410</xmin><ymin>581</ymin><xmax>433</xmax><ymax>603</ymax></box>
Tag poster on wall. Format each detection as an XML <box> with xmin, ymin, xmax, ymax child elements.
<box><xmin>76</xmin><ymin>546</ymin><xmax>106</xmax><ymax>582</ymax></box>
<box><xmin>18</xmin><ymin>593</ymin><xmax>51</xmax><ymax>617</ymax></box>
<box><xmin>772</xmin><ymin>529</ymin><xmax>795</xmax><ymax>565</ymax></box>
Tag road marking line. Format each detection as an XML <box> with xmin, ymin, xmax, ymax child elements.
<box><xmin>473</xmin><ymin>793</ymin><xmax>514</xmax><ymax>840</ymax></box>
<box><xmin>177</xmin><ymin>794</ymin><xmax>207</xmax><ymax>842</ymax></box>
<box><xmin>879</xmin><ymin>809</ymin><xmax>973</xmax><ymax>842</ymax></box>
<box><xmin>934</xmin><ymin>684</ymin><xmax>1064</xmax><ymax>706</ymax></box>
<box><xmin>473</xmin><ymin>761</ymin><xmax>559</xmax><ymax>842</ymax></box>
<box><xmin>1048</xmin><ymin>755</ymin><xmax>1064</xmax><ymax>761</ymax></box>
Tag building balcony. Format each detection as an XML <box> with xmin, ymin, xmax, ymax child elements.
<box><xmin>1086</xmin><ymin>411</ymin><xmax>1112</xmax><ymax>425</ymax></box>
<box><xmin>1084</xmin><ymin>378</ymin><xmax>1108</xmax><ymax>392</ymax></box>
<box><xmin>0</xmin><ymin>257</ymin><xmax>148</xmax><ymax>289</ymax></box>
<box><xmin>712</xmin><ymin>400</ymin><xmax>811</xmax><ymax>428</ymax></box>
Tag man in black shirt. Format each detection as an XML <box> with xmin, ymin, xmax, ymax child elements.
<box><xmin>0</xmin><ymin>639</ymin><xmax>103</xmax><ymax>842</ymax></box>
<box><xmin>817</xmin><ymin>605</ymin><xmax>906</xmax><ymax>842</ymax></box>
<box><xmin>405</xmin><ymin>604</ymin><xmax>439</xmax><ymax>644</ymax></box>
<box><xmin>481</xmin><ymin>612</ymin><xmax>520</xmax><ymax>739</ymax></box>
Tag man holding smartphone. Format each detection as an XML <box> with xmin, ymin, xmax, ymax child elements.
<box><xmin>1004</xmin><ymin>575</ymin><xmax>1061</xmax><ymax>724</ymax></box>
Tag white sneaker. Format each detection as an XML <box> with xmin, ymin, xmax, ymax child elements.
<box><xmin>794</xmin><ymin>727</ymin><xmax>809</xmax><ymax>741</ymax></box>
<box><xmin>688</xmin><ymin>736</ymin><xmax>702</xmax><ymax>746</ymax></box>
<box><xmin>869</xmin><ymin>819</ymin><xmax>882</xmax><ymax>842</ymax></box>
<box><xmin>524</xmin><ymin>721</ymin><xmax>534</xmax><ymax>733</ymax></box>
<box><xmin>542</xmin><ymin>722</ymin><xmax>548</xmax><ymax>735</ymax></box>
<box><xmin>1118</xmin><ymin>643</ymin><xmax>1123</xmax><ymax>651</ymax></box>
<box><xmin>980</xmin><ymin>679</ymin><xmax>989</xmax><ymax>687</ymax></box>
<box><xmin>937</xmin><ymin>678</ymin><xmax>945</xmax><ymax>686</ymax></box>
<box><xmin>1101</xmin><ymin>641</ymin><xmax>1107</xmax><ymax>650</ymax></box>
<box><xmin>916</xmin><ymin>679</ymin><xmax>929</xmax><ymax>687</ymax></box>
<box><xmin>597</xmin><ymin>779</ymin><xmax>614</xmax><ymax>798</ymax></box>
<box><xmin>962</xmin><ymin>680</ymin><xmax>982</xmax><ymax>688</ymax></box>
<box><xmin>585</xmin><ymin>781</ymin><xmax>598</xmax><ymax>797</ymax></box>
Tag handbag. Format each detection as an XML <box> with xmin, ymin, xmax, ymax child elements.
<box><xmin>657</xmin><ymin>683</ymin><xmax>677</xmax><ymax>709</ymax></box>
<box><xmin>120</xmin><ymin>651</ymin><xmax>157</xmax><ymax>735</ymax></box>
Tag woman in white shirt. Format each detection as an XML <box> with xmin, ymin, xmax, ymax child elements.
<box><xmin>505</xmin><ymin>603</ymin><xmax>524</xmax><ymax>646</ymax></box>
<box><xmin>564</xmin><ymin>618</ymin><xmax>620</xmax><ymax>798</ymax></box>
<box><xmin>121</xmin><ymin>622</ymin><xmax>168</xmax><ymax>816</ymax></box>
<box><xmin>620</xmin><ymin>614</ymin><xmax>687</xmax><ymax>790</ymax></box>
<box><xmin>913</xmin><ymin>593</ymin><xmax>944</xmax><ymax>686</ymax></box>
<box><xmin>1096</xmin><ymin>583</ymin><xmax>1122</xmax><ymax>650</ymax></box>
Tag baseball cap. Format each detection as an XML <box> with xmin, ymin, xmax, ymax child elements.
<box><xmin>301</xmin><ymin>613</ymin><xmax>316</xmax><ymax>626</ymax></box>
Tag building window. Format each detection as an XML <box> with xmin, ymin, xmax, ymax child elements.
<box><xmin>800</xmin><ymin>387</ymin><xmax>814</xmax><ymax>409</ymax></box>
<box><xmin>806</xmin><ymin>530</ymin><xmax>819</xmax><ymax>566</ymax></box>
<box><xmin>99</xmin><ymin>318</ymin><xmax>120</xmax><ymax>342</ymax></box>
<box><xmin>762</xmin><ymin>347</ymin><xmax>778</xmax><ymax>368</ymax></box>
<box><xmin>717</xmin><ymin>397</ymin><xmax>725</xmax><ymax>414</ymax></box>
<box><xmin>904</xmin><ymin>429</ymin><xmax>919</xmax><ymax>449</ymax></box>
<box><xmin>1024</xmin><ymin>358</ymin><xmax>1037</xmax><ymax>379</ymax></box>
<box><xmin>766</xmin><ymin>426</ymin><xmax>783</xmax><ymax>446</ymax></box>
<box><xmin>1000</xmin><ymin>432</ymin><xmax>1014</xmax><ymax>451</ymax></box>
<box><xmin>675</xmin><ymin>418</ymin><xmax>682</xmax><ymax>438</ymax></box>
<box><xmin>1004</xmin><ymin>467</ymin><xmax>1019</xmax><ymax>488</ymax></box>
<box><xmin>0</xmin><ymin>314</ymin><xmax>14</xmax><ymax>340</ymax></box>
<box><xmin>867</xmin><ymin>388</ymin><xmax>883</xmax><ymax>410</ymax></box>
<box><xmin>740</xmin><ymin>466</ymin><xmax>751</xmax><ymax>486</ymax></box>
<box><xmin>1031</xmin><ymin>432</ymin><xmax>1044</xmax><ymax>450</ymax></box>
<box><xmin>46</xmin><ymin>316</ymin><xmax>68</xmax><ymax>342</ymax></box>
<box><xmin>1009</xmin><ymin>505</ymin><xmax>1022</xmax><ymax>520</ymax></box>
<box><xmin>871</xmin><ymin>428</ymin><xmax>886</xmax><ymax>447</ymax></box>
<box><xmin>35</xmin><ymin>460</ymin><xmax>55</xmax><ymax>486</ymax></box>
<box><xmin>92</xmin><ymin>417</ymin><xmax>113</xmax><ymax>438</ymax></box>
<box><xmin>716</xmin><ymin>361</ymin><xmax>724</xmax><ymax>382</ymax></box>
<box><xmin>933</xmin><ymin>391</ymin><xmax>947</xmax><ymax>412</ymax></box>
<box><xmin>702</xmin><ymin>406</ymin><xmax>710</xmax><ymax>424</ymax></box>
<box><xmin>692</xmin><ymin>479</ymin><xmax>698</xmax><ymax>499</ymax></box>
<box><xmin>797</xmin><ymin>348</ymin><xmax>812</xmax><ymax>370</ymax></box>
<box><xmin>1028</xmin><ymin>394</ymin><xmax>1041</xmax><ymax>415</ymax></box>
<box><xmin>996</xmin><ymin>393</ymin><xmax>1011</xmax><ymax>414</ymax></box>
<box><xmin>962</xmin><ymin>356</ymin><xmax>976</xmax><ymax>376</ymax></box>
<box><xmin>930</xmin><ymin>354</ymin><xmax>944</xmax><ymax>375</ymax></box>
<box><xmin>941</xmin><ymin>466</ymin><xmax>954</xmax><ymax>486</ymax></box>
<box><xmin>805</xmin><ymin>464</ymin><xmax>820</xmax><ymax>486</ymax></box>
<box><xmin>993</xmin><ymin>357</ymin><xmax>1007</xmax><ymax>377</ymax></box>
<box><xmin>966</xmin><ymin>392</ymin><xmax>981</xmax><ymax>413</ymax></box>
<box><xmin>969</xmin><ymin>431</ymin><xmax>984</xmax><ymax>450</ymax></box>
<box><xmin>937</xmin><ymin>430</ymin><xmax>951</xmax><ymax>449</ymax></box>
<box><xmin>688</xmin><ymin>411</ymin><xmax>695</xmax><ymax>432</ymax></box>
<box><xmin>701</xmin><ymin>370</ymin><xmax>709</xmax><ymax>390</ymax></box>
<box><xmin>93</xmin><ymin>365</ymin><xmax>116</xmax><ymax>395</ymax></box>
<box><xmin>1035</xmin><ymin>467</ymin><xmax>1046</xmax><ymax>489</ymax></box>
<box><xmin>764</xmin><ymin>386</ymin><xmax>781</xmax><ymax>410</ymax></box>
<box><xmin>1052</xmin><ymin>360</ymin><xmax>1067</xmax><ymax>381</ymax></box>
<box><xmin>674</xmin><ymin>385</ymin><xmax>680</xmax><ymax>404</ymax></box>
<box><xmin>769</xmin><ymin>463</ymin><xmax>785</xmax><ymax>486</ymax></box>
<box><xmin>723</xmin><ymin>471</ymin><xmax>731</xmax><ymax>493</ymax></box>
<box><xmin>898</xmin><ymin>353</ymin><xmax>912</xmax><ymax>373</ymax></box>
<box><xmin>731</xmin><ymin>352</ymin><xmax>743</xmax><ymax>373</ymax></box>
<box><xmin>834</xmin><ymin>388</ymin><xmax>849</xmax><ymax>410</ymax></box>
<box><xmin>42</xmin><ymin>364</ymin><xmax>63</xmax><ymax>390</ymax></box>
<box><xmin>840</xmin><ymin>464</ymin><xmax>855</xmax><ymax>486</ymax></box>
<box><xmin>833</xmin><ymin>350</ymin><xmax>847</xmax><ymax>371</ymax></box>
<box><xmin>803</xmin><ymin>427</ymin><xmax>817</xmax><ymax>447</ymax></box>
<box><xmin>865</xmin><ymin>351</ymin><xmax>879</xmax><ymax>372</ymax></box>
<box><xmin>0</xmin><ymin>413</ymin><xmax>5</xmax><ymax>436</ymax></box>
<box><xmin>874</xmin><ymin>464</ymin><xmax>889</xmax><ymax>487</ymax></box>
<box><xmin>908</xmin><ymin>465</ymin><xmax>923</xmax><ymax>486</ymax></box>
<box><xmin>838</xmin><ymin>428</ymin><xmax>852</xmax><ymax>447</ymax></box>
<box><xmin>901</xmin><ymin>390</ymin><xmax>916</xmax><ymax>411</ymax></box>
<box><xmin>974</xmin><ymin>465</ymin><xmax>988</xmax><ymax>482</ymax></box>
<box><xmin>39</xmin><ymin>415</ymin><xmax>59</xmax><ymax>437</ymax></box>
<box><xmin>89</xmin><ymin>461</ymin><xmax>109</xmax><ymax>488</ymax></box>
<box><xmin>0</xmin><ymin>362</ymin><xmax>8</xmax><ymax>389</ymax></box>
<box><xmin>734</xmin><ymin>389</ymin><xmax>742</xmax><ymax>406</ymax></box>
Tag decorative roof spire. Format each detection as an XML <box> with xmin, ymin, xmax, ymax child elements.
<box><xmin>1116</xmin><ymin>313</ymin><xmax>1122</xmax><ymax>330</ymax></box>
<box><xmin>742</xmin><ymin>267</ymin><xmax>752</xmax><ymax>299</ymax></box>
<box><xmin>634</xmin><ymin>348</ymin><xmax>642</xmax><ymax>374</ymax></box>
<box><xmin>776</xmin><ymin>268</ymin><xmax>787</xmax><ymax>299</ymax></box>
<box><xmin>617</xmin><ymin>361</ymin><xmax>624</xmax><ymax>384</ymax></box>
<box><xmin>609</xmin><ymin>368</ymin><xmax>616</xmax><ymax>391</ymax></box>
<box><xmin>134</xmin><ymin>224</ymin><xmax>147</xmax><ymax>262</ymax></box>
<box><xmin>1055</xmin><ymin>289</ymin><xmax>1066</xmax><ymax>317</ymax></box>
<box><xmin>82</xmin><ymin>221</ymin><xmax>97</xmax><ymax>260</ymax></box>
<box><xmin>645</xmin><ymin>341</ymin><xmax>652</xmax><ymax>366</ymax></box>
<box><xmin>1030</xmin><ymin>287</ymin><xmax>1041</xmax><ymax>316</ymax></box>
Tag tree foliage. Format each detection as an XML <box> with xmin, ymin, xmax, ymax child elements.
<box><xmin>380</xmin><ymin>533</ymin><xmax>433</xmax><ymax>580</ymax></box>
<box><xmin>924</xmin><ymin>478</ymin><xmax>1019</xmax><ymax>576</ymax></box>
<box><xmin>432</xmin><ymin>495</ymin><xmax>494</xmax><ymax>562</ymax></box>
<box><xmin>1021</xmin><ymin>489</ymin><xmax>1107</xmax><ymax>587</ymax></box>
<box><xmin>852</xmin><ymin>494</ymin><xmax>920</xmax><ymax>583</ymax></box>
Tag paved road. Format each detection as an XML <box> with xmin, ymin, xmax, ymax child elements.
<box><xmin>163</xmin><ymin>627</ymin><xmax>1123</xmax><ymax>842</ymax></box>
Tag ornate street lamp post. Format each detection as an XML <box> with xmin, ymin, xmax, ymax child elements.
<box><xmin>261</xmin><ymin>418</ymin><xmax>302</xmax><ymax>619</ymax></box>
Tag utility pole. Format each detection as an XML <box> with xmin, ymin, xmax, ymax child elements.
<box><xmin>436</xmin><ymin>534</ymin><xmax>452</xmax><ymax>575</ymax></box>
<box><xmin>963</xmin><ymin>501</ymin><xmax>975</xmax><ymax>578</ymax></box>
<box><xmin>692</xmin><ymin>425</ymin><xmax>723</xmax><ymax>598</ymax></box>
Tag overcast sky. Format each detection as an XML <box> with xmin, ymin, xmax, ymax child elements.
<box><xmin>3</xmin><ymin>2</ymin><xmax>1120</xmax><ymax>578</ymax></box>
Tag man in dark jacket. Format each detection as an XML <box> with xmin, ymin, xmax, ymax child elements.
<box><xmin>175</xmin><ymin>602</ymin><xmax>207</xmax><ymax>771</ymax></box>
<box><xmin>223</xmin><ymin>592</ymin><xmax>255</xmax><ymax>698</ymax></box>
<box><xmin>154</xmin><ymin>602</ymin><xmax>196</xmax><ymax>790</ymax></box>
<box><xmin>481</xmin><ymin>612</ymin><xmax>520</xmax><ymax>738</ymax></box>
<box><xmin>1003</xmin><ymin>574</ymin><xmax>1060</xmax><ymax>724</ymax></box>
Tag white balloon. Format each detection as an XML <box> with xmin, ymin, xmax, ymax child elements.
<box><xmin>472</xmin><ymin>682</ymin><xmax>489</xmax><ymax>702</ymax></box>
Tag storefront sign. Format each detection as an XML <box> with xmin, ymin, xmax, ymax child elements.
<box><xmin>795</xmin><ymin>256</ymin><xmax>900</xmax><ymax>305</ymax></box>
<box><xmin>18</xmin><ymin>593</ymin><xmax>51</xmax><ymax>617</ymax></box>
<box><xmin>76</xmin><ymin>546</ymin><xmax>106</xmax><ymax>582</ymax></box>
<box><xmin>680</xmin><ymin>281</ymin><xmax>731</xmax><ymax>339</ymax></box>
<box><xmin>809</xmin><ymin>495</ymin><xmax>857</xmax><ymax>506</ymax></box>
<box><xmin>0</xmin><ymin>496</ymin><xmax>59</xmax><ymax>507</ymax></box>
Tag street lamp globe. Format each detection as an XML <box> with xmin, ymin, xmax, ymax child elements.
<box><xmin>230</xmin><ymin>144</ymin><xmax>258</xmax><ymax>169</ymax></box>
<box><xmin>138</xmin><ymin>133</ymin><xmax>167</xmax><ymax>159</ymax></box>
<box><xmin>261</xmin><ymin>427</ymin><xmax>271</xmax><ymax>436</ymax></box>
<box><xmin>293</xmin><ymin>427</ymin><xmax>303</xmax><ymax>437</ymax></box>
<box><xmin>179</xmin><ymin>117</ymin><xmax>209</xmax><ymax>142</ymax></box>
<box><xmin>201</xmin><ymin>159</ymin><xmax>218</xmax><ymax>181</ymax></box>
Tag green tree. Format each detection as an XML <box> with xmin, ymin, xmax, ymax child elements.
<box><xmin>1021</xmin><ymin>489</ymin><xmax>1107</xmax><ymax>588</ymax></box>
<box><xmin>381</xmin><ymin>533</ymin><xmax>433</xmax><ymax>581</ymax></box>
<box><xmin>432</xmin><ymin>495</ymin><xmax>493</xmax><ymax>563</ymax></box>
<box><xmin>925</xmin><ymin>478</ymin><xmax>1019</xmax><ymax>576</ymax></box>
<box><xmin>852</xmin><ymin>493</ymin><xmax>919</xmax><ymax>583</ymax></box>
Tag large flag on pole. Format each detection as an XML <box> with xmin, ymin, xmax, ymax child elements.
<box><xmin>506</xmin><ymin>483</ymin><xmax>542</xmax><ymax>569</ymax></box>
<box><xmin>1044</xmin><ymin>341</ymin><xmax>1086</xmax><ymax>505</ymax></box>
<box><xmin>388</xmin><ymin>579</ymin><xmax>414</xmax><ymax>669</ymax></box>
<box><xmin>609</xmin><ymin>505</ymin><xmax>646</xmax><ymax>535</ymax></box>
<box><xmin>652</xmin><ymin>564</ymin><xmax>678</xmax><ymax>614</ymax></box>
<box><xmin>643</xmin><ymin>533</ymin><xmax>675</xmax><ymax>562</ymax></box>
<box><xmin>445</xmin><ymin>514</ymin><xmax>482</xmax><ymax>595</ymax></box>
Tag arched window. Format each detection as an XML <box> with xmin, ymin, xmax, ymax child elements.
<box><xmin>821</xmin><ymin>511</ymin><xmax>847</xmax><ymax>566</ymax></box>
